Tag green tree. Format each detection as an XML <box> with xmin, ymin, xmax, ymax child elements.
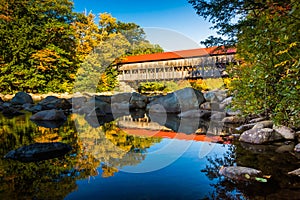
<box><xmin>189</xmin><ymin>0</ymin><xmax>300</xmax><ymax>126</ymax></box>
<box><xmin>0</xmin><ymin>0</ymin><xmax>80</xmax><ymax>93</ymax></box>
<box><xmin>74</xmin><ymin>13</ymin><xmax>163</xmax><ymax>93</ymax></box>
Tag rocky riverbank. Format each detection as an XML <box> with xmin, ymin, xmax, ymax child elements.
<box><xmin>1</xmin><ymin>89</ymin><xmax>300</xmax><ymax>175</ymax></box>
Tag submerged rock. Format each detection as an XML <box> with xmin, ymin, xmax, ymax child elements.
<box><xmin>4</xmin><ymin>142</ymin><xmax>72</xmax><ymax>162</ymax></box>
<box><xmin>219</xmin><ymin>166</ymin><xmax>267</xmax><ymax>182</ymax></box>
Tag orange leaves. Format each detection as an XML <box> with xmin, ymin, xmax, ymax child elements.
<box><xmin>0</xmin><ymin>14</ymin><xmax>12</xmax><ymax>21</ymax></box>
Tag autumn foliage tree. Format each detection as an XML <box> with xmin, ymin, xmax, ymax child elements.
<box><xmin>74</xmin><ymin>13</ymin><xmax>163</xmax><ymax>93</ymax></box>
<box><xmin>189</xmin><ymin>0</ymin><xmax>300</xmax><ymax>127</ymax></box>
<box><xmin>0</xmin><ymin>0</ymin><xmax>80</xmax><ymax>93</ymax></box>
<box><xmin>0</xmin><ymin>2</ymin><xmax>163</xmax><ymax>94</ymax></box>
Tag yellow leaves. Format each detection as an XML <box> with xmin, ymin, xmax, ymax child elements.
<box><xmin>69</xmin><ymin>73</ymin><xmax>76</xmax><ymax>79</ymax></box>
<box><xmin>274</xmin><ymin>60</ymin><xmax>288</xmax><ymax>68</ymax></box>
<box><xmin>289</xmin><ymin>42</ymin><xmax>297</xmax><ymax>48</ymax></box>
<box><xmin>99</xmin><ymin>13</ymin><xmax>117</xmax><ymax>28</ymax></box>
<box><xmin>276</xmin><ymin>49</ymin><xmax>288</xmax><ymax>56</ymax></box>
<box><xmin>31</xmin><ymin>49</ymin><xmax>60</xmax><ymax>71</ymax></box>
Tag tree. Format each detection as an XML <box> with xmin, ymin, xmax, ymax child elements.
<box><xmin>0</xmin><ymin>0</ymin><xmax>81</xmax><ymax>93</ymax></box>
<box><xmin>74</xmin><ymin>13</ymin><xmax>163</xmax><ymax>93</ymax></box>
<box><xmin>189</xmin><ymin>0</ymin><xmax>300</xmax><ymax>126</ymax></box>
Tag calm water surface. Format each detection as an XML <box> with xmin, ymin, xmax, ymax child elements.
<box><xmin>0</xmin><ymin>112</ymin><xmax>299</xmax><ymax>200</ymax></box>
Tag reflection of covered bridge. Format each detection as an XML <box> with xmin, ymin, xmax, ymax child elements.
<box><xmin>117</xmin><ymin>46</ymin><xmax>236</xmax><ymax>82</ymax></box>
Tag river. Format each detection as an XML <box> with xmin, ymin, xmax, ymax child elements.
<box><xmin>0</xmin><ymin>112</ymin><xmax>299</xmax><ymax>199</ymax></box>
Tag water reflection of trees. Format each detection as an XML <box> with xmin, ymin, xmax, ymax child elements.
<box><xmin>201</xmin><ymin>142</ymin><xmax>300</xmax><ymax>200</ymax></box>
<box><xmin>0</xmin><ymin>113</ymin><xmax>161</xmax><ymax>199</ymax></box>
<box><xmin>75</xmin><ymin>114</ymin><xmax>161</xmax><ymax>177</ymax></box>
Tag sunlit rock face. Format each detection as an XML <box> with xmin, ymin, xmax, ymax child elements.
<box><xmin>146</xmin><ymin>87</ymin><xmax>205</xmax><ymax>113</ymax></box>
<box><xmin>239</xmin><ymin>128</ymin><xmax>283</xmax><ymax>144</ymax></box>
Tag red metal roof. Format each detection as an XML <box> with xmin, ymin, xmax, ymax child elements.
<box><xmin>119</xmin><ymin>46</ymin><xmax>236</xmax><ymax>64</ymax></box>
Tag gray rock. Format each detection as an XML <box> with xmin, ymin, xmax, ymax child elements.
<box><xmin>95</xmin><ymin>95</ymin><xmax>111</xmax><ymax>104</ymax></box>
<box><xmin>221</xmin><ymin>96</ymin><xmax>233</xmax><ymax>106</ymax></box>
<box><xmin>111</xmin><ymin>102</ymin><xmax>130</xmax><ymax>113</ymax></box>
<box><xmin>129</xmin><ymin>92</ymin><xmax>148</xmax><ymax>109</ymax></box>
<box><xmin>295</xmin><ymin>143</ymin><xmax>300</xmax><ymax>153</ymax></box>
<box><xmin>81</xmin><ymin>98</ymin><xmax>112</xmax><ymax>115</ymax></box>
<box><xmin>111</xmin><ymin>92</ymin><xmax>132</xmax><ymax>103</ymax></box>
<box><xmin>71</xmin><ymin>96</ymin><xmax>88</xmax><ymax>109</ymax></box>
<box><xmin>4</xmin><ymin>142</ymin><xmax>72</xmax><ymax>162</ymax></box>
<box><xmin>146</xmin><ymin>87</ymin><xmax>205</xmax><ymax>113</ymax></box>
<box><xmin>31</xmin><ymin>96</ymin><xmax>71</xmax><ymax>111</ymax></box>
<box><xmin>30</xmin><ymin>109</ymin><xmax>67</xmax><ymax>121</ymax></box>
<box><xmin>226</xmin><ymin>108</ymin><xmax>242</xmax><ymax>116</ymax></box>
<box><xmin>200</xmin><ymin>102</ymin><xmax>211</xmax><ymax>110</ymax></box>
<box><xmin>273</xmin><ymin>125</ymin><xmax>295</xmax><ymax>140</ymax></box>
<box><xmin>22</xmin><ymin>103</ymin><xmax>33</xmax><ymax>110</ymax></box>
<box><xmin>236</xmin><ymin>123</ymin><xmax>257</xmax><ymax>132</ymax></box>
<box><xmin>288</xmin><ymin>168</ymin><xmax>300</xmax><ymax>177</ymax></box>
<box><xmin>249</xmin><ymin>117</ymin><xmax>266</xmax><ymax>123</ymax></box>
<box><xmin>203</xmin><ymin>91</ymin><xmax>216</xmax><ymax>102</ymax></box>
<box><xmin>27</xmin><ymin>104</ymin><xmax>43</xmax><ymax>112</ymax></box>
<box><xmin>239</xmin><ymin>128</ymin><xmax>283</xmax><ymax>144</ymax></box>
<box><xmin>11</xmin><ymin>92</ymin><xmax>33</xmax><ymax>105</ymax></box>
<box><xmin>210</xmin><ymin>112</ymin><xmax>226</xmax><ymax>121</ymax></box>
<box><xmin>252</xmin><ymin>120</ymin><xmax>273</xmax><ymax>129</ymax></box>
<box><xmin>204</xmin><ymin>90</ymin><xmax>227</xmax><ymax>102</ymax></box>
<box><xmin>222</xmin><ymin>116</ymin><xmax>245</xmax><ymax>124</ymax></box>
<box><xmin>219</xmin><ymin>166</ymin><xmax>262</xmax><ymax>181</ymax></box>
<box><xmin>2</xmin><ymin>102</ymin><xmax>11</xmax><ymax>108</ymax></box>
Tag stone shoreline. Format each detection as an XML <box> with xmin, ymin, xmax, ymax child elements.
<box><xmin>1</xmin><ymin>89</ymin><xmax>300</xmax><ymax>175</ymax></box>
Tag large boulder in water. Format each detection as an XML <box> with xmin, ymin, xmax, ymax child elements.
<box><xmin>4</xmin><ymin>142</ymin><xmax>72</xmax><ymax>162</ymax></box>
<box><xmin>146</xmin><ymin>87</ymin><xmax>205</xmax><ymax>113</ymax></box>
<box><xmin>11</xmin><ymin>92</ymin><xmax>33</xmax><ymax>105</ymax></box>
<box><xmin>30</xmin><ymin>109</ymin><xmax>67</xmax><ymax>121</ymax></box>
<box><xmin>239</xmin><ymin>128</ymin><xmax>283</xmax><ymax>144</ymax></box>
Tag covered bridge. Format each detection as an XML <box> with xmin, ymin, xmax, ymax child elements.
<box><xmin>117</xmin><ymin>46</ymin><xmax>237</xmax><ymax>83</ymax></box>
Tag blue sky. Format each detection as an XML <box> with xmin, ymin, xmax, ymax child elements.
<box><xmin>72</xmin><ymin>0</ymin><xmax>217</xmax><ymax>51</ymax></box>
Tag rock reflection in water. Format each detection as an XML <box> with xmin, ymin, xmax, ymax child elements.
<box><xmin>201</xmin><ymin>142</ymin><xmax>300</xmax><ymax>199</ymax></box>
<box><xmin>0</xmin><ymin>113</ymin><xmax>161</xmax><ymax>199</ymax></box>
